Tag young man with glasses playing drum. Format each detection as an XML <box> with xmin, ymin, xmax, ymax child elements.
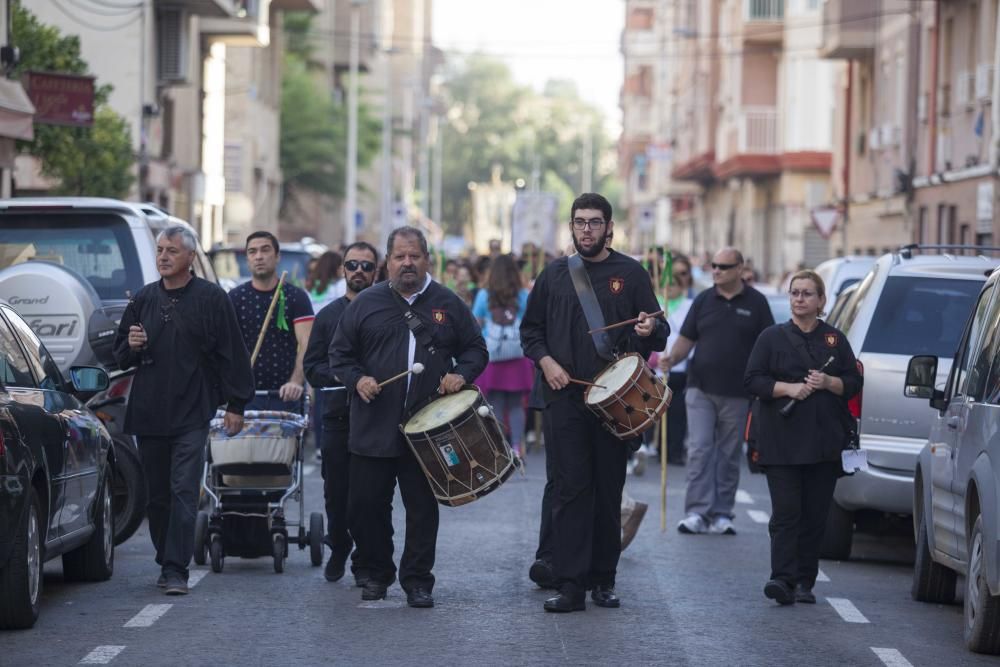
<box><xmin>521</xmin><ymin>193</ymin><xmax>667</xmax><ymax>612</ymax></box>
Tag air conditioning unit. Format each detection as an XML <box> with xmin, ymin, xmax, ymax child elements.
<box><xmin>976</xmin><ymin>63</ymin><xmax>995</xmax><ymax>101</ymax></box>
<box><xmin>157</xmin><ymin>8</ymin><xmax>189</xmax><ymax>84</ymax></box>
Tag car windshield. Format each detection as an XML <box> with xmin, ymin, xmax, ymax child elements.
<box><xmin>0</xmin><ymin>214</ymin><xmax>143</xmax><ymax>300</ymax></box>
<box><xmin>767</xmin><ymin>295</ymin><xmax>792</xmax><ymax>323</ymax></box>
<box><xmin>210</xmin><ymin>249</ymin><xmax>312</xmax><ymax>288</ymax></box>
<box><xmin>863</xmin><ymin>276</ymin><xmax>984</xmax><ymax>357</ymax></box>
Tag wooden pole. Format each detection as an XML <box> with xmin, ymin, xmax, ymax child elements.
<box><xmin>250</xmin><ymin>270</ymin><xmax>287</xmax><ymax>366</ymax></box>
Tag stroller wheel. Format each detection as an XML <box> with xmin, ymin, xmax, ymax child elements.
<box><xmin>309</xmin><ymin>512</ymin><xmax>324</xmax><ymax>567</ymax></box>
<box><xmin>273</xmin><ymin>534</ymin><xmax>286</xmax><ymax>574</ymax></box>
<box><xmin>209</xmin><ymin>534</ymin><xmax>224</xmax><ymax>573</ymax></box>
<box><xmin>193</xmin><ymin>512</ymin><xmax>208</xmax><ymax>566</ymax></box>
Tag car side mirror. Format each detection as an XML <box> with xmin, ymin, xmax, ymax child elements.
<box><xmin>69</xmin><ymin>366</ymin><xmax>110</xmax><ymax>393</ymax></box>
<box><xmin>904</xmin><ymin>355</ymin><xmax>938</xmax><ymax>399</ymax></box>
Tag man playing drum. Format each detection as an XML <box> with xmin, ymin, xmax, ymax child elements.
<box><xmin>521</xmin><ymin>193</ymin><xmax>667</xmax><ymax>612</ymax></box>
<box><xmin>329</xmin><ymin>227</ymin><xmax>488</xmax><ymax>608</ymax></box>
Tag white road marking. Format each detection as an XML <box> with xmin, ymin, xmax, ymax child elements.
<box><xmin>188</xmin><ymin>569</ymin><xmax>208</xmax><ymax>588</ymax></box>
<box><xmin>357</xmin><ymin>599</ymin><xmax>405</xmax><ymax>609</ymax></box>
<box><xmin>303</xmin><ymin>464</ymin><xmax>316</xmax><ymax>476</ymax></box>
<box><xmin>826</xmin><ymin>597</ymin><xmax>869</xmax><ymax>624</ymax></box>
<box><xmin>871</xmin><ymin>648</ymin><xmax>914</xmax><ymax>667</ymax></box>
<box><xmin>79</xmin><ymin>646</ymin><xmax>125</xmax><ymax>664</ymax></box>
<box><xmin>735</xmin><ymin>489</ymin><xmax>754</xmax><ymax>504</ymax></box>
<box><xmin>123</xmin><ymin>603</ymin><xmax>172</xmax><ymax>628</ymax></box>
<box><xmin>816</xmin><ymin>569</ymin><xmax>830</xmax><ymax>583</ymax></box>
<box><xmin>747</xmin><ymin>509</ymin><xmax>770</xmax><ymax>524</ymax></box>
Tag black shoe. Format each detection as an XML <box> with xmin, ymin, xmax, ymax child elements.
<box><xmin>590</xmin><ymin>585</ymin><xmax>620</xmax><ymax>608</ymax></box>
<box><xmin>543</xmin><ymin>592</ymin><xmax>586</xmax><ymax>613</ymax></box>
<box><xmin>764</xmin><ymin>579</ymin><xmax>795</xmax><ymax>606</ymax></box>
<box><xmin>354</xmin><ymin>573</ymin><xmax>371</xmax><ymax>588</ymax></box>
<box><xmin>324</xmin><ymin>554</ymin><xmax>347</xmax><ymax>583</ymax></box>
<box><xmin>156</xmin><ymin>574</ymin><xmax>167</xmax><ymax>588</ymax></box>
<box><xmin>529</xmin><ymin>559</ymin><xmax>557</xmax><ymax>590</ymax></box>
<box><xmin>794</xmin><ymin>583</ymin><xmax>816</xmax><ymax>604</ymax></box>
<box><xmin>361</xmin><ymin>581</ymin><xmax>388</xmax><ymax>601</ymax></box>
<box><xmin>164</xmin><ymin>574</ymin><xmax>188</xmax><ymax>596</ymax></box>
<box><xmin>406</xmin><ymin>587</ymin><xmax>434</xmax><ymax>608</ymax></box>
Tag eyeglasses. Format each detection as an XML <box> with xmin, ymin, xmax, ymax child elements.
<box><xmin>344</xmin><ymin>259</ymin><xmax>376</xmax><ymax>272</ymax></box>
<box><xmin>711</xmin><ymin>262</ymin><xmax>739</xmax><ymax>270</ymax></box>
<box><xmin>571</xmin><ymin>218</ymin><xmax>607</xmax><ymax>230</ymax></box>
<box><xmin>789</xmin><ymin>289</ymin><xmax>817</xmax><ymax>299</ymax></box>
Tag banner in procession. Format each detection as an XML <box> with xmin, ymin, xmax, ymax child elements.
<box><xmin>512</xmin><ymin>192</ymin><xmax>559</xmax><ymax>254</ymax></box>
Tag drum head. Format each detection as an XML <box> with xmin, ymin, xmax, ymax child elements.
<box><xmin>404</xmin><ymin>389</ymin><xmax>479</xmax><ymax>433</ymax></box>
<box><xmin>587</xmin><ymin>355</ymin><xmax>640</xmax><ymax>405</ymax></box>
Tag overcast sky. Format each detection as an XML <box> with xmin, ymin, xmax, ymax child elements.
<box><xmin>432</xmin><ymin>0</ymin><xmax>625</xmax><ymax>133</ymax></box>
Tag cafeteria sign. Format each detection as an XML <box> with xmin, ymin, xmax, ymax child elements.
<box><xmin>23</xmin><ymin>72</ymin><xmax>95</xmax><ymax>127</ymax></box>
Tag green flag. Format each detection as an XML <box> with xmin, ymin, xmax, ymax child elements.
<box><xmin>275</xmin><ymin>285</ymin><xmax>289</xmax><ymax>332</ymax></box>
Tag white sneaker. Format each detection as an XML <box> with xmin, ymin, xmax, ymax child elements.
<box><xmin>677</xmin><ymin>513</ymin><xmax>707</xmax><ymax>534</ymax></box>
<box><xmin>708</xmin><ymin>516</ymin><xmax>737</xmax><ymax>535</ymax></box>
<box><xmin>631</xmin><ymin>449</ymin><xmax>647</xmax><ymax>476</ymax></box>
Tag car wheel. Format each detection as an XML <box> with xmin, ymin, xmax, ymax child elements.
<box><xmin>911</xmin><ymin>505</ymin><xmax>956</xmax><ymax>603</ymax></box>
<box><xmin>111</xmin><ymin>436</ymin><xmax>146</xmax><ymax>546</ymax></box>
<box><xmin>0</xmin><ymin>486</ymin><xmax>42</xmax><ymax>629</ymax></box>
<box><xmin>819</xmin><ymin>501</ymin><xmax>854</xmax><ymax>560</ymax></box>
<box><xmin>63</xmin><ymin>472</ymin><xmax>115</xmax><ymax>582</ymax></box>
<box><xmin>309</xmin><ymin>512</ymin><xmax>324</xmax><ymax>567</ymax></box>
<box><xmin>965</xmin><ymin>515</ymin><xmax>1000</xmax><ymax>654</ymax></box>
<box><xmin>193</xmin><ymin>511</ymin><xmax>208</xmax><ymax>566</ymax></box>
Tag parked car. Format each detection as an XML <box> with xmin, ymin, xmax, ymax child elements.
<box><xmin>814</xmin><ymin>255</ymin><xmax>877</xmax><ymax>298</ymax></box>
<box><xmin>822</xmin><ymin>246</ymin><xmax>996</xmax><ymax>559</ymax></box>
<box><xmin>754</xmin><ymin>284</ymin><xmax>792</xmax><ymax>323</ymax></box>
<box><xmin>905</xmin><ymin>263</ymin><xmax>1000</xmax><ymax>654</ymax></box>
<box><xmin>208</xmin><ymin>239</ymin><xmax>326</xmax><ymax>292</ymax></box>
<box><xmin>0</xmin><ymin>301</ymin><xmax>115</xmax><ymax>630</ymax></box>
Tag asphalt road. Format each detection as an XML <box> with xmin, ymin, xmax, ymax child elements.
<box><xmin>3</xmin><ymin>449</ymin><xmax>992</xmax><ymax>666</ymax></box>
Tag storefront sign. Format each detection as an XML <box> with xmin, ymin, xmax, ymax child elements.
<box><xmin>23</xmin><ymin>72</ymin><xmax>94</xmax><ymax>127</ymax></box>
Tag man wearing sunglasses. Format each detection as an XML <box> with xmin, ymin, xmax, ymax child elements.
<box><xmin>303</xmin><ymin>241</ymin><xmax>380</xmax><ymax>585</ymax></box>
<box><xmin>662</xmin><ymin>248</ymin><xmax>774</xmax><ymax>536</ymax></box>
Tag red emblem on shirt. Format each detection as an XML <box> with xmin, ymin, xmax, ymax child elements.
<box><xmin>609</xmin><ymin>277</ymin><xmax>624</xmax><ymax>295</ymax></box>
<box><xmin>432</xmin><ymin>309</ymin><xmax>446</xmax><ymax>324</ymax></box>
<box><xmin>825</xmin><ymin>333</ymin><xmax>838</xmax><ymax>347</ymax></box>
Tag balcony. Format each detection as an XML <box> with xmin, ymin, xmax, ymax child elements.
<box><xmin>820</xmin><ymin>0</ymin><xmax>876</xmax><ymax>59</ymax></box>
<box><xmin>199</xmin><ymin>0</ymin><xmax>270</xmax><ymax>47</ymax></box>
<box><xmin>738</xmin><ymin>107</ymin><xmax>779</xmax><ymax>154</ymax></box>
<box><xmin>163</xmin><ymin>0</ymin><xmax>240</xmax><ymax>19</ymax></box>
<box><xmin>742</xmin><ymin>0</ymin><xmax>783</xmax><ymax>43</ymax></box>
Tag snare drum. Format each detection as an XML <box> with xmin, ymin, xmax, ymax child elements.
<box><xmin>401</xmin><ymin>387</ymin><xmax>517</xmax><ymax>507</ymax></box>
<box><xmin>584</xmin><ymin>353</ymin><xmax>672</xmax><ymax>439</ymax></box>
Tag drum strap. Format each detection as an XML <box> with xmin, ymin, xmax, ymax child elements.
<box><xmin>389</xmin><ymin>287</ymin><xmax>439</xmax><ymax>357</ymax></box>
<box><xmin>567</xmin><ymin>254</ymin><xmax>614</xmax><ymax>361</ymax></box>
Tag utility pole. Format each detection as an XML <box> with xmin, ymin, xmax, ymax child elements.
<box><xmin>581</xmin><ymin>128</ymin><xmax>593</xmax><ymax>193</ymax></box>
<box><xmin>380</xmin><ymin>48</ymin><xmax>394</xmax><ymax>251</ymax></box>
<box><xmin>344</xmin><ymin>0</ymin><xmax>365</xmax><ymax>245</ymax></box>
<box><xmin>431</xmin><ymin>114</ymin><xmax>442</xmax><ymax>228</ymax></box>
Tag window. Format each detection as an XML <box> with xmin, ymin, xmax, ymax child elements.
<box><xmin>2</xmin><ymin>307</ymin><xmax>64</xmax><ymax>391</ymax></box>
<box><xmin>0</xmin><ymin>319</ymin><xmax>37</xmax><ymax>388</ymax></box>
<box><xmin>836</xmin><ymin>264</ymin><xmax>879</xmax><ymax>336</ymax></box>
<box><xmin>950</xmin><ymin>284</ymin><xmax>994</xmax><ymax>398</ymax></box>
<box><xmin>864</xmin><ymin>276</ymin><xmax>984</xmax><ymax>357</ymax></box>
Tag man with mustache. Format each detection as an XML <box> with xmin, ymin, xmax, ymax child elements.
<box><xmin>521</xmin><ymin>193</ymin><xmax>667</xmax><ymax>612</ymax></box>
<box><xmin>329</xmin><ymin>226</ymin><xmax>487</xmax><ymax>607</ymax></box>
<box><xmin>303</xmin><ymin>241</ymin><xmax>380</xmax><ymax>584</ymax></box>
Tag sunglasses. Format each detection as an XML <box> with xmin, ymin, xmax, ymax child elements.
<box><xmin>344</xmin><ymin>259</ymin><xmax>376</xmax><ymax>272</ymax></box>
<box><xmin>711</xmin><ymin>262</ymin><xmax>739</xmax><ymax>270</ymax></box>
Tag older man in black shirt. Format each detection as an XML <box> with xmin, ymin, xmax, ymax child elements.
<box><xmin>663</xmin><ymin>247</ymin><xmax>774</xmax><ymax>536</ymax></box>
<box><xmin>329</xmin><ymin>226</ymin><xmax>487</xmax><ymax>608</ymax></box>
<box><xmin>114</xmin><ymin>226</ymin><xmax>254</xmax><ymax>596</ymax></box>
<box><xmin>521</xmin><ymin>193</ymin><xmax>667</xmax><ymax>612</ymax></box>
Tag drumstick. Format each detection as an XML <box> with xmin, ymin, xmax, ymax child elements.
<box><xmin>377</xmin><ymin>362</ymin><xmax>425</xmax><ymax>389</ymax></box>
<box><xmin>568</xmin><ymin>377</ymin><xmax>606</xmax><ymax>390</ymax></box>
<box><xmin>250</xmin><ymin>270</ymin><xmax>287</xmax><ymax>366</ymax></box>
<box><xmin>587</xmin><ymin>310</ymin><xmax>664</xmax><ymax>335</ymax></box>
<box><xmin>778</xmin><ymin>355</ymin><xmax>835</xmax><ymax>417</ymax></box>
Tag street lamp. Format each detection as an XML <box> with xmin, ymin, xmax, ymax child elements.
<box><xmin>344</xmin><ymin>0</ymin><xmax>366</xmax><ymax>245</ymax></box>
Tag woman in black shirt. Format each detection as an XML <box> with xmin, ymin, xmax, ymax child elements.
<box><xmin>744</xmin><ymin>270</ymin><xmax>862</xmax><ymax>606</ymax></box>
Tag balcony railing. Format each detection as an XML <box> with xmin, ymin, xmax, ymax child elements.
<box><xmin>744</xmin><ymin>0</ymin><xmax>783</xmax><ymax>21</ymax></box>
<box><xmin>738</xmin><ymin>107</ymin><xmax>778</xmax><ymax>154</ymax></box>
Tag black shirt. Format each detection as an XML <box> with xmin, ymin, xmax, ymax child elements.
<box><xmin>303</xmin><ymin>295</ymin><xmax>350</xmax><ymax>419</ymax></box>
<box><xmin>329</xmin><ymin>280</ymin><xmax>488</xmax><ymax>457</ymax></box>
<box><xmin>113</xmin><ymin>277</ymin><xmax>255</xmax><ymax>437</ymax></box>
<box><xmin>680</xmin><ymin>285</ymin><xmax>774</xmax><ymax>397</ymax></box>
<box><xmin>744</xmin><ymin>320</ymin><xmax>863</xmax><ymax>465</ymax></box>
<box><xmin>520</xmin><ymin>250</ymin><xmax>668</xmax><ymax>403</ymax></box>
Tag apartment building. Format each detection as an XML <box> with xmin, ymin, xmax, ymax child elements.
<box><xmin>0</xmin><ymin>0</ymin><xmax>33</xmax><ymax>198</ymax></box>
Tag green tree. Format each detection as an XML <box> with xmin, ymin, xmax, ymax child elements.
<box><xmin>12</xmin><ymin>2</ymin><xmax>135</xmax><ymax>197</ymax></box>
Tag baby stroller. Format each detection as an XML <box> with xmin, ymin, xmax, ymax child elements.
<box><xmin>195</xmin><ymin>391</ymin><xmax>324</xmax><ymax>573</ymax></box>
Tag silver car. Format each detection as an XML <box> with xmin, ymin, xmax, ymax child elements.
<box><xmin>905</xmin><ymin>264</ymin><xmax>1000</xmax><ymax>654</ymax></box>
<box><xmin>823</xmin><ymin>247</ymin><xmax>995</xmax><ymax>559</ymax></box>
<box><xmin>814</xmin><ymin>255</ymin><xmax>877</xmax><ymax>298</ymax></box>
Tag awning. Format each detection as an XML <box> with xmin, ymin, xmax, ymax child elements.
<box><xmin>0</xmin><ymin>79</ymin><xmax>35</xmax><ymax>141</ymax></box>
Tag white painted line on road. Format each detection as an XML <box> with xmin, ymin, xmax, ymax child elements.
<box><xmin>124</xmin><ymin>603</ymin><xmax>172</xmax><ymax>628</ymax></box>
<box><xmin>188</xmin><ymin>569</ymin><xmax>208</xmax><ymax>588</ymax></box>
<box><xmin>826</xmin><ymin>597</ymin><xmax>869</xmax><ymax>624</ymax></box>
<box><xmin>871</xmin><ymin>648</ymin><xmax>913</xmax><ymax>667</ymax></box>
<box><xmin>736</xmin><ymin>489</ymin><xmax>754</xmax><ymax>504</ymax></box>
<box><xmin>816</xmin><ymin>569</ymin><xmax>830</xmax><ymax>583</ymax></box>
<box><xmin>357</xmin><ymin>599</ymin><xmax>405</xmax><ymax>609</ymax></box>
<box><xmin>79</xmin><ymin>646</ymin><xmax>125</xmax><ymax>664</ymax></box>
<box><xmin>747</xmin><ymin>509</ymin><xmax>770</xmax><ymax>524</ymax></box>
<box><xmin>303</xmin><ymin>464</ymin><xmax>316</xmax><ymax>476</ymax></box>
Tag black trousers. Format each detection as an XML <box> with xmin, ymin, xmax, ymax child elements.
<box><xmin>347</xmin><ymin>442</ymin><xmax>439</xmax><ymax>591</ymax></box>
<box><xmin>321</xmin><ymin>415</ymin><xmax>359</xmax><ymax>571</ymax></box>
<box><xmin>137</xmin><ymin>427</ymin><xmax>208</xmax><ymax>580</ymax></box>
<box><xmin>764</xmin><ymin>462</ymin><xmax>840</xmax><ymax>588</ymax></box>
<box><xmin>545</xmin><ymin>395</ymin><xmax>628</xmax><ymax>594</ymax></box>
<box><xmin>534</xmin><ymin>414</ymin><xmax>555</xmax><ymax>563</ymax></box>
<box><xmin>666</xmin><ymin>372</ymin><xmax>688</xmax><ymax>463</ymax></box>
